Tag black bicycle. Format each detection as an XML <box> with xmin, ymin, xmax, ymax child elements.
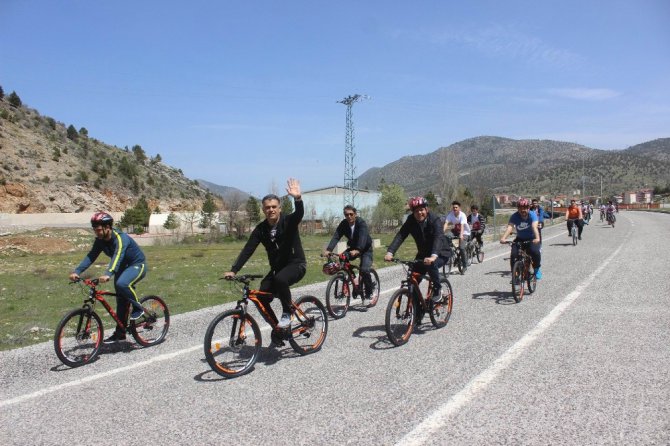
<box><xmin>385</xmin><ymin>259</ymin><xmax>453</xmax><ymax>346</ymax></box>
<box><xmin>504</xmin><ymin>241</ymin><xmax>537</xmax><ymax>303</ymax></box>
<box><xmin>444</xmin><ymin>235</ymin><xmax>467</xmax><ymax>275</ymax></box>
<box><xmin>322</xmin><ymin>252</ymin><xmax>380</xmax><ymax>318</ymax></box>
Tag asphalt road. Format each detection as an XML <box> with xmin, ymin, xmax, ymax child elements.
<box><xmin>1</xmin><ymin>211</ymin><xmax>669</xmax><ymax>446</ymax></box>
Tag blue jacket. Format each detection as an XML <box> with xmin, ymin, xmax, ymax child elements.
<box><xmin>75</xmin><ymin>229</ymin><xmax>146</xmax><ymax>276</ymax></box>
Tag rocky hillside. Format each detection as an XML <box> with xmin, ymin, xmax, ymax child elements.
<box><xmin>357</xmin><ymin>136</ymin><xmax>670</xmax><ymax>198</ymax></box>
<box><xmin>0</xmin><ymin>92</ymin><xmax>213</xmax><ymax>213</ymax></box>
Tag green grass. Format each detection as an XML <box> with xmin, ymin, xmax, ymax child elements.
<box><xmin>0</xmin><ymin>233</ymin><xmax>416</xmax><ymax>351</ymax></box>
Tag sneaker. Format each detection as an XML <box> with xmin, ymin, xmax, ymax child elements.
<box><xmin>130</xmin><ymin>308</ymin><xmax>145</xmax><ymax>320</ymax></box>
<box><xmin>535</xmin><ymin>268</ymin><xmax>542</xmax><ymax>280</ymax></box>
<box><xmin>277</xmin><ymin>312</ymin><xmax>292</xmax><ymax>329</ymax></box>
<box><xmin>103</xmin><ymin>331</ymin><xmax>126</xmax><ymax>344</ymax></box>
<box><xmin>431</xmin><ymin>288</ymin><xmax>442</xmax><ymax>303</ymax></box>
<box><xmin>269</xmin><ymin>332</ymin><xmax>285</xmax><ymax>348</ymax></box>
<box><xmin>578</xmin><ymin>236</ymin><xmax>582</xmax><ymax>240</ymax></box>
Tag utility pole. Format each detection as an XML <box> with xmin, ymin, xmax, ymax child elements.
<box><xmin>338</xmin><ymin>94</ymin><xmax>369</xmax><ymax>207</ymax></box>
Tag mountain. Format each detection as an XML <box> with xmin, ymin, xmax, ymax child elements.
<box><xmin>357</xmin><ymin>136</ymin><xmax>670</xmax><ymax>198</ymax></box>
<box><xmin>0</xmin><ymin>92</ymin><xmax>215</xmax><ymax>213</ymax></box>
<box><xmin>196</xmin><ymin>179</ymin><xmax>251</xmax><ymax>203</ymax></box>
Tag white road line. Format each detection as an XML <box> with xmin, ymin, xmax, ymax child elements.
<box><xmin>0</xmin><ymin>345</ymin><xmax>201</xmax><ymax>408</ymax></box>
<box><xmin>395</xmin><ymin>230</ymin><xmax>629</xmax><ymax>446</ymax></box>
<box><xmin>0</xmin><ymin>227</ymin><xmax>567</xmax><ymax>408</ymax></box>
<box><xmin>1</xmin><ymin>288</ymin><xmax>399</xmax><ymax>408</ymax></box>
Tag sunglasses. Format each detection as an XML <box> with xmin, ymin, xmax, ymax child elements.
<box><xmin>344</xmin><ymin>212</ymin><xmax>355</xmax><ymax>217</ymax></box>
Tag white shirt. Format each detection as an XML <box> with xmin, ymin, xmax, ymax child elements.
<box><xmin>445</xmin><ymin>211</ymin><xmax>471</xmax><ymax>236</ymax></box>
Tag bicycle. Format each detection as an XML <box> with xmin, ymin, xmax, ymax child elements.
<box><xmin>470</xmin><ymin>230</ymin><xmax>485</xmax><ymax>264</ymax></box>
<box><xmin>504</xmin><ymin>241</ymin><xmax>537</xmax><ymax>303</ymax></box>
<box><xmin>606</xmin><ymin>212</ymin><xmax>616</xmax><ymax>228</ymax></box>
<box><xmin>322</xmin><ymin>252</ymin><xmax>380</xmax><ymax>319</ymax></box>
<box><xmin>385</xmin><ymin>259</ymin><xmax>453</xmax><ymax>347</ymax></box>
<box><xmin>54</xmin><ymin>278</ymin><xmax>170</xmax><ymax>367</ymax></box>
<box><xmin>567</xmin><ymin>218</ymin><xmax>579</xmax><ymax>246</ymax></box>
<box><xmin>204</xmin><ymin>275</ymin><xmax>328</xmax><ymax>378</ymax></box>
<box><xmin>443</xmin><ymin>235</ymin><xmax>467</xmax><ymax>275</ymax></box>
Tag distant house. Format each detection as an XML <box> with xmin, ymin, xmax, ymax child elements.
<box><xmin>300</xmin><ymin>186</ymin><xmax>381</xmax><ymax>223</ymax></box>
<box><xmin>622</xmin><ymin>191</ymin><xmax>637</xmax><ymax>204</ymax></box>
<box><xmin>637</xmin><ymin>188</ymin><xmax>653</xmax><ymax>203</ymax></box>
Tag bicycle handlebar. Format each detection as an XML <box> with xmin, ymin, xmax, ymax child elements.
<box><xmin>220</xmin><ymin>274</ymin><xmax>264</xmax><ymax>284</ymax></box>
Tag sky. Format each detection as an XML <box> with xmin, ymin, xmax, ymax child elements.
<box><xmin>2</xmin><ymin>0</ymin><xmax>669</xmax><ymax>198</ymax></box>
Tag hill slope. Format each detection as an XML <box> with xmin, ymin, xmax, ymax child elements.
<box><xmin>357</xmin><ymin>136</ymin><xmax>670</xmax><ymax>198</ymax></box>
<box><xmin>0</xmin><ymin>94</ymin><xmax>210</xmax><ymax>213</ymax></box>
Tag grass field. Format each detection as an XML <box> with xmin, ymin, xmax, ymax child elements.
<box><xmin>0</xmin><ymin>231</ymin><xmax>417</xmax><ymax>351</ymax></box>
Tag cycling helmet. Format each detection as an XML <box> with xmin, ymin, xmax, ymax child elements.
<box><xmin>322</xmin><ymin>261</ymin><xmax>340</xmax><ymax>275</ymax></box>
<box><xmin>517</xmin><ymin>198</ymin><xmax>529</xmax><ymax>208</ymax></box>
<box><xmin>408</xmin><ymin>196</ymin><xmax>427</xmax><ymax>210</ymax></box>
<box><xmin>91</xmin><ymin>212</ymin><xmax>114</xmax><ymax>227</ymax></box>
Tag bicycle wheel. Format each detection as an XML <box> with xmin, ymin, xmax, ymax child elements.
<box><xmin>289</xmin><ymin>295</ymin><xmax>328</xmax><ymax>355</ymax></box>
<box><xmin>476</xmin><ymin>245</ymin><xmax>485</xmax><ymax>263</ymax></box>
<box><xmin>526</xmin><ymin>262</ymin><xmax>537</xmax><ymax>294</ymax></box>
<box><xmin>363</xmin><ymin>268</ymin><xmax>381</xmax><ymax>308</ymax></box>
<box><xmin>130</xmin><ymin>295</ymin><xmax>170</xmax><ymax>347</ymax></box>
<box><xmin>54</xmin><ymin>308</ymin><xmax>103</xmax><ymax>367</ymax></box>
<box><xmin>457</xmin><ymin>252</ymin><xmax>465</xmax><ymax>275</ymax></box>
<box><xmin>511</xmin><ymin>261</ymin><xmax>525</xmax><ymax>303</ymax></box>
<box><xmin>204</xmin><ymin>310</ymin><xmax>261</xmax><ymax>378</ymax></box>
<box><xmin>429</xmin><ymin>278</ymin><xmax>453</xmax><ymax>328</ymax></box>
<box><xmin>572</xmin><ymin>227</ymin><xmax>578</xmax><ymax>246</ymax></box>
<box><xmin>385</xmin><ymin>288</ymin><xmax>415</xmax><ymax>346</ymax></box>
<box><xmin>466</xmin><ymin>244</ymin><xmax>473</xmax><ymax>267</ymax></box>
<box><xmin>325</xmin><ymin>272</ymin><xmax>351</xmax><ymax>319</ymax></box>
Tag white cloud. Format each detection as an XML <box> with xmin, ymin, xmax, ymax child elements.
<box><xmin>397</xmin><ymin>24</ymin><xmax>583</xmax><ymax>68</ymax></box>
<box><xmin>548</xmin><ymin>88</ymin><xmax>622</xmax><ymax>101</ymax></box>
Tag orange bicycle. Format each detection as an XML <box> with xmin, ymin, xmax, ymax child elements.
<box><xmin>385</xmin><ymin>259</ymin><xmax>453</xmax><ymax>346</ymax></box>
<box><xmin>204</xmin><ymin>275</ymin><xmax>328</xmax><ymax>378</ymax></box>
<box><xmin>54</xmin><ymin>278</ymin><xmax>170</xmax><ymax>367</ymax></box>
<box><xmin>322</xmin><ymin>252</ymin><xmax>380</xmax><ymax>318</ymax></box>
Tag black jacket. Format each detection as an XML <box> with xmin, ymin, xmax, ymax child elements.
<box><xmin>326</xmin><ymin>216</ymin><xmax>373</xmax><ymax>253</ymax></box>
<box><xmin>231</xmin><ymin>199</ymin><xmax>306</xmax><ymax>273</ymax></box>
<box><xmin>387</xmin><ymin>211</ymin><xmax>449</xmax><ymax>259</ymax></box>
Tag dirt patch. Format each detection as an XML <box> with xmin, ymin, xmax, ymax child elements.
<box><xmin>0</xmin><ymin>228</ymin><xmax>91</xmax><ymax>255</ymax></box>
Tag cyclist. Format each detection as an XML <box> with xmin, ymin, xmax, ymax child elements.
<box><xmin>224</xmin><ymin>178</ymin><xmax>306</xmax><ymax>347</ymax></box>
<box><xmin>565</xmin><ymin>199</ymin><xmax>584</xmax><ymax>240</ymax></box>
<box><xmin>384</xmin><ymin>197</ymin><xmax>450</xmax><ymax>302</ymax></box>
<box><xmin>499</xmin><ymin>198</ymin><xmax>542</xmax><ymax>280</ymax></box>
<box><xmin>599</xmin><ymin>203</ymin><xmax>607</xmax><ymax>221</ymax></box>
<box><xmin>322</xmin><ymin>205</ymin><xmax>374</xmax><ymax>302</ymax></box>
<box><xmin>69</xmin><ymin>212</ymin><xmax>147</xmax><ymax>343</ymax></box>
<box><xmin>581</xmin><ymin>201</ymin><xmax>591</xmax><ymax>225</ymax></box>
<box><xmin>467</xmin><ymin>204</ymin><xmax>486</xmax><ymax>250</ymax></box>
<box><xmin>606</xmin><ymin>201</ymin><xmax>617</xmax><ymax>225</ymax></box>
<box><xmin>443</xmin><ymin>200</ymin><xmax>471</xmax><ymax>272</ymax></box>
<box><xmin>530</xmin><ymin>198</ymin><xmax>545</xmax><ymax>241</ymax></box>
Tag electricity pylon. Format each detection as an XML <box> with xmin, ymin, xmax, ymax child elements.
<box><xmin>338</xmin><ymin>94</ymin><xmax>369</xmax><ymax>207</ymax></box>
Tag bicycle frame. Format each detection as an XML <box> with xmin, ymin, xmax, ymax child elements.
<box><xmin>75</xmin><ymin>279</ymin><xmax>128</xmax><ymax>329</ymax></box>
<box><xmin>399</xmin><ymin>261</ymin><xmax>433</xmax><ymax>313</ymax></box>
<box><xmin>325</xmin><ymin>253</ymin><xmax>363</xmax><ymax>296</ymax></box>
<box><xmin>233</xmin><ymin>279</ymin><xmax>314</xmax><ymax>338</ymax></box>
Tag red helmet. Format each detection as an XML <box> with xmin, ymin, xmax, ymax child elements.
<box><xmin>408</xmin><ymin>196</ymin><xmax>427</xmax><ymax>210</ymax></box>
<box><xmin>322</xmin><ymin>261</ymin><xmax>340</xmax><ymax>275</ymax></box>
<box><xmin>517</xmin><ymin>198</ymin><xmax>529</xmax><ymax>208</ymax></box>
<box><xmin>91</xmin><ymin>212</ymin><xmax>114</xmax><ymax>227</ymax></box>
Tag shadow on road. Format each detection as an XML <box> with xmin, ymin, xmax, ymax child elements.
<box><xmin>471</xmin><ymin>290</ymin><xmax>517</xmax><ymax>305</ymax></box>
